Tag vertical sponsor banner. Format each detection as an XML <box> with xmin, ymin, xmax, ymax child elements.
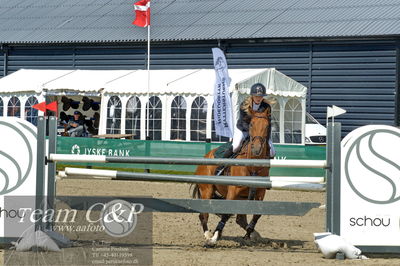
<box><xmin>212</xmin><ymin>47</ymin><xmax>234</xmax><ymax>138</ymax></box>
<box><xmin>0</xmin><ymin>117</ymin><xmax>38</xmax><ymax>240</ymax></box>
<box><xmin>340</xmin><ymin>125</ymin><xmax>400</xmax><ymax>247</ymax></box>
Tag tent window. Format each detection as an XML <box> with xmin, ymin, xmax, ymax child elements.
<box><xmin>270</xmin><ymin>99</ymin><xmax>280</xmax><ymax>143</ymax></box>
<box><xmin>0</xmin><ymin>97</ymin><xmax>3</xmax><ymax>116</ymax></box>
<box><xmin>190</xmin><ymin>96</ymin><xmax>207</xmax><ymax>141</ymax></box>
<box><xmin>146</xmin><ymin>96</ymin><xmax>162</xmax><ymax>140</ymax></box>
<box><xmin>126</xmin><ymin>96</ymin><xmax>141</xmax><ymax>139</ymax></box>
<box><xmin>106</xmin><ymin>96</ymin><xmax>122</xmax><ymax>134</ymax></box>
<box><xmin>8</xmin><ymin>96</ymin><xmax>20</xmax><ymax>117</ymax></box>
<box><xmin>170</xmin><ymin>96</ymin><xmax>186</xmax><ymax>140</ymax></box>
<box><xmin>211</xmin><ymin>104</ymin><xmax>229</xmax><ymax>142</ymax></box>
<box><xmin>284</xmin><ymin>99</ymin><xmax>302</xmax><ymax>144</ymax></box>
<box><xmin>25</xmin><ymin>96</ymin><xmax>39</xmax><ymax>125</ymax></box>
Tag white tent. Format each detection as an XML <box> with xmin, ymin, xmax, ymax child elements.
<box><xmin>0</xmin><ymin>68</ymin><xmax>307</xmax><ymax>143</ymax></box>
<box><xmin>101</xmin><ymin>68</ymin><xmax>307</xmax><ymax>142</ymax></box>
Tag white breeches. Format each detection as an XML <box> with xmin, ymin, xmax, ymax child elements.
<box><xmin>232</xmin><ymin>126</ymin><xmax>276</xmax><ymax>157</ymax></box>
<box><xmin>232</xmin><ymin>126</ymin><xmax>245</xmax><ymax>152</ymax></box>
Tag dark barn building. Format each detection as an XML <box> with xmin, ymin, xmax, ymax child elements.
<box><xmin>0</xmin><ymin>0</ymin><xmax>399</xmax><ymax>135</ymax></box>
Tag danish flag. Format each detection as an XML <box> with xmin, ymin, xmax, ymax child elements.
<box><xmin>132</xmin><ymin>0</ymin><xmax>150</xmax><ymax>27</ymax></box>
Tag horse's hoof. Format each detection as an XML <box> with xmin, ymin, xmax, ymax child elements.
<box><xmin>204</xmin><ymin>230</ymin><xmax>213</xmax><ymax>240</ymax></box>
<box><xmin>205</xmin><ymin>231</ymin><xmax>219</xmax><ymax>246</ymax></box>
<box><xmin>205</xmin><ymin>238</ymin><xmax>217</xmax><ymax>247</ymax></box>
<box><xmin>205</xmin><ymin>239</ymin><xmax>217</xmax><ymax>247</ymax></box>
<box><xmin>250</xmin><ymin>230</ymin><xmax>262</xmax><ymax>241</ymax></box>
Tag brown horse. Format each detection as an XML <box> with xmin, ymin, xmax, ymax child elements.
<box><xmin>193</xmin><ymin>107</ymin><xmax>272</xmax><ymax>245</ymax></box>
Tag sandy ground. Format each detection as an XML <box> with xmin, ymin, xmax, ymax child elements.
<box><xmin>2</xmin><ymin>179</ymin><xmax>400</xmax><ymax>265</ymax></box>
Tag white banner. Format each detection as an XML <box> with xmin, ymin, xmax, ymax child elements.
<box><xmin>0</xmin><ymin>117</ymin><xmax>39</xmax><ymax>239</ymax></box>
<box><xmin>212</xmin><ymin>47</ymin><xmax>234</xmax><ymax>138</ymax></box>
<box><xmin>340</xmin><ymin>125</ymin><xmax>400</xmax><ymax>246</ymax></box>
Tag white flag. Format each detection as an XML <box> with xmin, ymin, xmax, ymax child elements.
<box><xmin>327</xmin><ymin>105</ymin><xmax>346</xmax><ymax>118</ymax></box>
<box><xmin>212</xmin><ymin>48</ymin><xmax>234</xmax><ymax>138</ymax></box>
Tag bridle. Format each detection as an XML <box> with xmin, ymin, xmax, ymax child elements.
<box><xmin>247</xmin><ymin>114</ymin><xmax>270</xmax><ymax>176</ymax></box>
<box><xmin>248</xmin><ymin>114</ymin><xmax>269</xmax><ymax>157</ymax></box>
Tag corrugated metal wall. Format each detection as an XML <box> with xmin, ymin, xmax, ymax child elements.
<box><xmin>0</xmin><ymin>49</ymin><xmax>4</xmax><ymax>77</ymax></box>
<box><xmin>74</xmin><ymin>46</ymin><xmax>146</xmax><ymax>70</ymax></box>
<box><xmin>6</xmin><ymin>47</ymin><xmax>74</xmax><ymax>72</ymax></box>
<box><xmin>1</xmin><ymin>40</ymin><xmax>398</xmax><ymax>135</ymax></box>
<box><xmin>311</xmin><ymin>41</ymin><xmax>397</xmax><ymax>135</ymax></box>
<box><xmin>228</xmin><ymin>43</ymin><xmax>311</xmax><ymax>86</ymax></box>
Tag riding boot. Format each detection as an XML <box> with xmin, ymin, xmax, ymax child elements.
<box><xmin>215</xmin><ymin>146</ymin><xmax>234</xmax><ymax>176</ymax></box>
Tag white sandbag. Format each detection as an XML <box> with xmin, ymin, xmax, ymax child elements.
<box><xmin>314</xmin><ymin>232</ymin><xmax>367</xmax><ymax>259</ymax></box>
<box><xmin>11</xmin><ymin>228</ymin><xmax>60</xmax><ymax>252</ymax></box>
<box><xmin>314</xmin><ymin>234</ymin><xmax>342</xmax><ymax>259</ymax></box>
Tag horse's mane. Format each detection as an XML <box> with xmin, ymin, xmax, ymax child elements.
<box><xmin>241</xmin><ymin>96</ymin><xmax>273</xmax><ymax>116</ymax></box>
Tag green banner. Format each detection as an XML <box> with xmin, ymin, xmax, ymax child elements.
<box><xmin>56</xmin><ymin>137</ymin><xmax>325</xmax><ymax>177</ymax></box>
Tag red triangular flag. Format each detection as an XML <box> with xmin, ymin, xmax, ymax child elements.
<box><xmin>133</xmin><ymin>0</ymin><xmax>150</xmax><ymax>27</ymax></box>
<box><xmin>32</xmin><ymin>101</ymin><xmax>47</xmax><ymax>112</ymax></box>
<box><xmin>46</xmin><ymin>101</ymin><xmax>58</xmax><ymax>112</ymax></box>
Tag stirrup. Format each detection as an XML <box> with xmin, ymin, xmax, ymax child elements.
<box><xmin>215</xmin><ymin>166</ymin><xmax>226</xmax><ymax>176</ymax></box>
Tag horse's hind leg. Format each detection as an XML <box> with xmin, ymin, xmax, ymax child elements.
<box><xmin>244</xmin><ymin>189</ymin><xmax>266</xmax><ymax>240</ymax></box>
<box><xmin>244</xmin><ymin>214</ymin><xmax>262</xmax><ymax>239</ymax></box>
<box><xmin>236</xmin><ymin>214</ymin><xmax>248</xmax><ymax>231</ymax></box>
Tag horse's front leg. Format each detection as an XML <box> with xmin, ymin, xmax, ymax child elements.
<box><xmin>207</xmin><ymin>186</ymin><xmax>238</xmax><ymax>245</ymax></box>
<box><xmin>207</xmin><ymin>213</ymin><xmax>232</xmax><ymax>246</ymax></box>
<box><xmin>197</xmin><ymin>184</ymin><xmax>214</xmax><ymax>240</ymax></box>
<box><xmin>244</xmin><ymin>188</ymin><xmax>266</xmax><ymax>240</ymax></box>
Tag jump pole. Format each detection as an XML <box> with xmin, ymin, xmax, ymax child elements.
<box><xmin>60</xmin><ymin>168</ymin><xmax>325</xmax><ymax>191</ymax></box>
<box><xmin>58</xmin><ymin>171</ymin><xmax>324</xmax><ymax>184</ymax></box>
<box><xmin>49</xmin><ymin>154</ymin><xmax>327</xmax><ymax>169</ymax></box>
<box><xmin>63</xmin><ymin>167</ymin><xmax>272</xmax><ymax>188</ymax></box>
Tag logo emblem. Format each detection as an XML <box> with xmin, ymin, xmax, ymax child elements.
<box><xmin>214</xmin><ymin>56</ymin><xmax>226</xmax><ymax>70</ymax></box>
<box><xmin>343</xmin><ymin>126</ymin><xmax>400</xmax><ymax>204</ymax></box>
<box><xmin>100</xmin><ymin>199</ymin><xmax>144</xmax><ymax>237</ymax></box>
<box><xmin>71</xmin><ymin>144</ymin><xmax>80</xmax><ymax>154</ymax></box>
<box><xmin>0</xmin><ymin>118</ymin><xmax>37</xmax><ymax>195</ymax></box>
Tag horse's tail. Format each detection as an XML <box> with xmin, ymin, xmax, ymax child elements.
<box><xmin>190</xmin><ymin>184</ymin><xmax>201</xmax><ymax>199</ymax></box>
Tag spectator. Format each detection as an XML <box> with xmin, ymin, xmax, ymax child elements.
<box><xmin>66</xmin><ymin>111</ymin><xmax>85</xmax><ymax>137</ymax></box>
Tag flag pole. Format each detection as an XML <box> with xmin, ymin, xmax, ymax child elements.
<box><xmin>146</xmin><ymin>24</ymin><xmax>150</xmax><ymax>139</ymax></box>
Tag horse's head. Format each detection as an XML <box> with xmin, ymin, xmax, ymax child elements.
<box><xmin>248</xmin><ymin>108</ymin><xmax>271</xmax><ymax>157</ymax></box>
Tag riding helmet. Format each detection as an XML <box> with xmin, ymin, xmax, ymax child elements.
<box><xmin>250</xmin><ymin>83</ymin><xmax>267</xmax><ymax>96</ymax></box>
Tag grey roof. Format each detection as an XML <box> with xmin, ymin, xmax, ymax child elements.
<box><xmin>1</xmin><ymin>0</ymin><xmax>400</xmax><ymax>44</ymax></box>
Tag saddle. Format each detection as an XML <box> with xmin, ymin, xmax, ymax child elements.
<box><xmin>214</xmin><ymin>142</ymin><xmax>233</xmax><ymax>158</ymax></box>
<box><xmin>214</xmin><ymin>138</ymin><xmax>250</xmax><ymax>176</ymax></box>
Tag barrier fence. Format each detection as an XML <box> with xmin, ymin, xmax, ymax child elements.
<box><xmin>37</xmin><ymin>117</ymin><xmax>340</xmax><ymax>220</ymax></box>
<box><xmin>6</xmin><ymin>116</ymin><xmax>399</xmax><ymax>253</ymax></box>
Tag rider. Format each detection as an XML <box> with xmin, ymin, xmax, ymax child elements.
<box><xmin>222</xmin><ymin>83</ymin><xmax>276</xmax><ymax>159</ymax></box>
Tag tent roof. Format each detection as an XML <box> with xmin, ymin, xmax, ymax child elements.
<box><xmin>43</xmin><ymin>69</ymin><xmax>133</xmax><ymax>93</ymax></box>
<box><xmin>104</xmin><ymin>68</ymin><xmax>307</xmax><ymax>97</ymax></box>
<box><xmin>103</xmin><ymin>69</ymin><xmax>198</xmax><ymax>95</ymax></box>
<box><xmin>0</xmin><ymin>68</ymin><xmax>307</xmax><ymax>98</ymax></box>
<box><xmin>0</xmin><ymin>69</ymin><xmax>74</xmax><ymax>93</ymax></box>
